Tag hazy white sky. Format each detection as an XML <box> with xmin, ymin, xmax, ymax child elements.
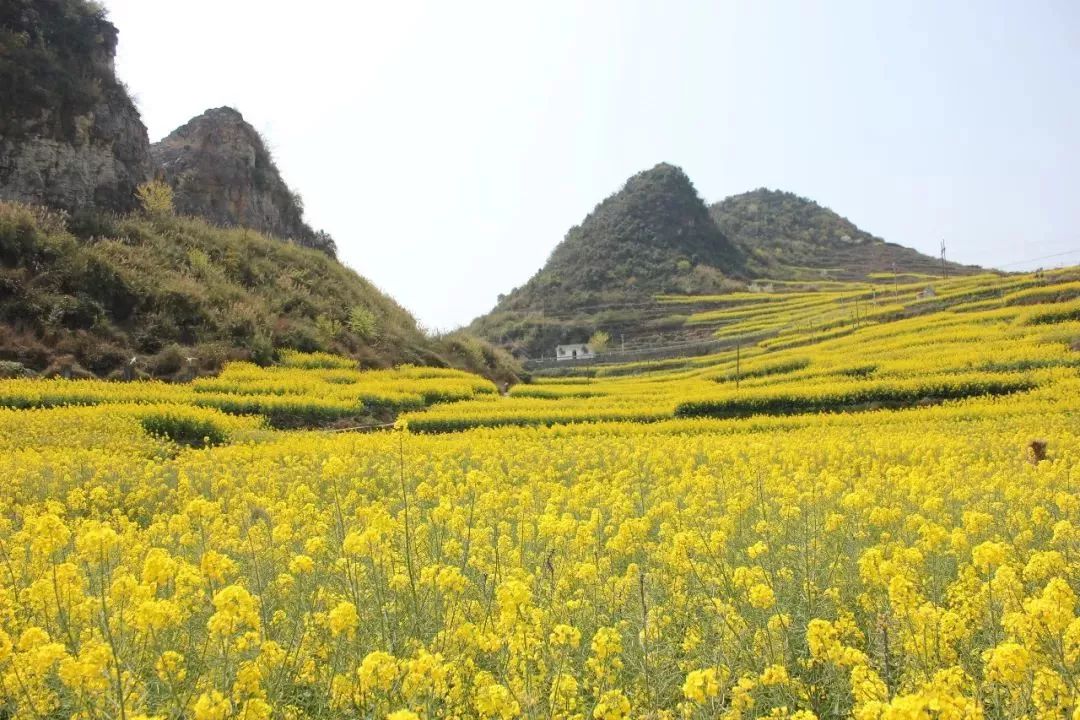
<box><xmin>106</xmin><ymin>1</ymin><xmax>1080</xmax><ymax>330</ymax></box>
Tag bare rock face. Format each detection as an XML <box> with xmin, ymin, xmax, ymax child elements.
<box><xmin>151</xmin><ymin>107</ymin><xmax>336</xmax><ymax>256</ymax></box>
<box><xmin>0</xmin><ymin>1</ymin><xmax>152</xmax><ymax>213</ymax></box>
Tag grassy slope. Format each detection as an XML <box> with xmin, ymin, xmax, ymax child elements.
<box><xmin>711</xmin><ymin>188</ymin><xmax>982</xmax><ymax>280</ymax></box>
<box><xmin>0</xmin><ymin>202</ymin><xmax>520</xmax><ymax>382</ymax></box>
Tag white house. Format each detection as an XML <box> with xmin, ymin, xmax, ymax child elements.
<box><xmin>555</xmin><ymin>343</ymin><xmax>594</xmax><ymax>361</ymax></box>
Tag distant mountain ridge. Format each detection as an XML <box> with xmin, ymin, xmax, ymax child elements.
<box><xmin>473</xmin><ymin>165</ymin><xmax>985</xmax><ymax>357</ymax></box>
<box><xmin>711</xmin><ymin>188</ymin><xmax>979</xmax><ymax>280</ymax></box>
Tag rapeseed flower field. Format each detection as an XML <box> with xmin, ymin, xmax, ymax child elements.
<box><xmin>0</xmin><ymin>269</ymin><xmax>1078</xmax><ymax>719</ymax></box>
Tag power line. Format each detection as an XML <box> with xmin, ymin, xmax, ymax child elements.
<box><xmin>993</xmin><ymin>248</ymin><xmax>1080</xmax><ymax>269</ymax></box>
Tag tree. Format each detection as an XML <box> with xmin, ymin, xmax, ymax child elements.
<box><xmin>136</xmin><ymin>180</ymin><xmax>174</xmax><ymax>218</ymax></box>
<box><xmin>588</xmin><ymin>330</ymin><xmax>611</xmax><ymax>352</ymax></box>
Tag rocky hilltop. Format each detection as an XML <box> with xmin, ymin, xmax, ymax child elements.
<box><xmin>0</xmin><ymin>2</ymin><xmax>333</xmax><ymax>254</ymax></box>
<box><xmin>498</xmin><ymin>163</ymin><xmax>743</xmax><ymax>314</ymax></box>
<box><xmin>472</xmin><ymin>163</ymin><xmax>745</xmax><ymax>354</ymax></box>
<box><xmin>0</xmin><ymin>0</ymin><xmax>151</xmax><ymax>213</ymax></box>
<box><xmin>152</xmin><ymin>107</ymin><xmax>335</xmax><ymax>255</ymax></box>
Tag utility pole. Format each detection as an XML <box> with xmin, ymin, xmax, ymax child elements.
<box><xmin>892</xmin><ymin>262</ymin><xmax>898</xmax><ymax>300</ymax></box>
<box><xmin>940</xmin><ymin>240</ymin><xmax>948</xmax><ymax>280</ymax></box>
<box><xmin>736</xmin><ymin>340</ymin><xmax>741</xmax><ymax>390</ymax></box>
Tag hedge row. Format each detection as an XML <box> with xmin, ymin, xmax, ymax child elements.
<box><xmin>675</xmin><ymin>377</ymin><xmax>1037</xmax><ymax>418</ymax></box>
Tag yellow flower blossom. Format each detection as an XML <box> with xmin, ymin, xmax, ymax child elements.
<box><xmin>683</xmin><ymin>667</ymin><xmax>721</xmax><ymax>703</ymax></box>
<box><xmin>328</xmin><ymin>600</ymin><xmax>359</xmax><ymax>637</ymax></box>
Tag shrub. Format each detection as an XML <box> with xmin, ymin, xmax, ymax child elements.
<box><xmin>187</xmin><ymin>248</ymin><xmax>214</xmax><ymax>276</ymax></box>
<box><xmin>348</xmin><ymin>305</ymin><xmax>379</xmax><ymax>340</ymax></box>
<box><xmin>157</xmin><ymin>276</ymin><xmax>214</xmax><ymax>342</ymax></box>
<box><xmin>147</xmin><ymin>344</ymin><xmax>188</xmax><ymax>376</ymax></box>
<box><xmin>279</xmin><ymin>350</ymin><xmax>356</xmax><ymax>369</ymax></box>
<box><xmin>0</xmin><ymin>361</ymin><xmax>31</xmax><ymax>378</ymax></box>
<box><xmin>0</xmin><ymin>210</ymin><xmax>41</xmax><ymax>267</ymax></box>
<box><xmin>140</xmin><ymin>412</ymin><xmax>226</xmax><ymax>448</ymax></box>
<box><xmin>248</xmin><ymin>331</ymin><xmax>276</xmax><ymax>367</ymax></box>
<box><xmin>315</xmin><ymin>314</ymin><xmax>344</xmax><ymax>343</ymax></box>
<box><xmin>78</xmin><ymin>248</ymin><xmax>139</xmax><ymax>320</ymax></box>
<box><xmin>136</xmin><ymin>180</ymin><xmax>175</xmax><ymax>218</ymax></box>
<box><xmin>67</xmin><ymin>209</ymin><xmax>120</xmax><ymax>240</ymax></box>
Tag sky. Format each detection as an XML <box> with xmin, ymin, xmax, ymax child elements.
<box><xmin>105</xmin><ymin>0</ymin><xmax>1080</xmax><ymax>330</ymax></box>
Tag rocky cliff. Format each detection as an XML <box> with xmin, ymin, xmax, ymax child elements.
<box><xmin>0</xmin><ymin>0</ymin><xmax>152</xmax><ymax>213</ymax></box>
<box><xmin>151</xmin><ymin>107</ymin><xmax>336</xmax><ymax>255</ymax></box>
<box><xmin>0</xmin><ymin>2</ymin><xmax>334</xmax><ymax>254</ymax></box>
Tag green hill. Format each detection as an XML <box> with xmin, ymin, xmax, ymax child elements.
<box><xmin>473</xmin><ymin>163</ymin><xmax>744</xmax><ymax>356</ymax></box>
<box><xmin>503</xmin><ymin>163</ymin><xmax>743</xmax><ymax>306</ymax></box>
<box><xmin>711</xmin><ymin>188</ymin><xmax>981</xmax><ymax>280</ymax></box>
<box><xmin>0</xmin><ymin>201</ymin><xmax>519</xmax><ymax>381</ymax></box>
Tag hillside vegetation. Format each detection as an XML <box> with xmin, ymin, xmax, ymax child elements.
<box><xmin>0</xmin><ymin>201</ymin><xmax>519</xmax><ymax>381</ymax></box>
<box><xmin>711</xmin><ymin>188</ymin><xmax>981</xmax><ymax>280</ymax></box>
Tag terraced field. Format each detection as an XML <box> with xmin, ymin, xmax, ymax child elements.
<box><xmin>0</xmin><ymin>268</ymin><xmax>1077</xmax><ymax>719</ymax></box>
<box><xmin>402</xmin><ymin>268</ymin><xmax>1080</xmax><ymax>431</ymax></box>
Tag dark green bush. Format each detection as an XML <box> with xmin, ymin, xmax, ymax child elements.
<box><xmin>675</xmin><ymin>377</ymin><xmax>1037</xmax><ymax>419</ymax></box>
<box><xmin>715</xmin><ymin>357</ymin><xmax>810</xmax><ymax>383</ymax></box>
<box><xmin>67</xmin><ymin>210</ymin><xmax>120</xmax><ymax>240</ymax></box>
<box><xmin>140</xmin><ymin>413</ymin><xmax>227</xmax><ymax>448</ymax></box>
<box><xmin>0</xmin><ymin>213</ymin><xmax>40</xmax><ymax>267</ymax></box>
